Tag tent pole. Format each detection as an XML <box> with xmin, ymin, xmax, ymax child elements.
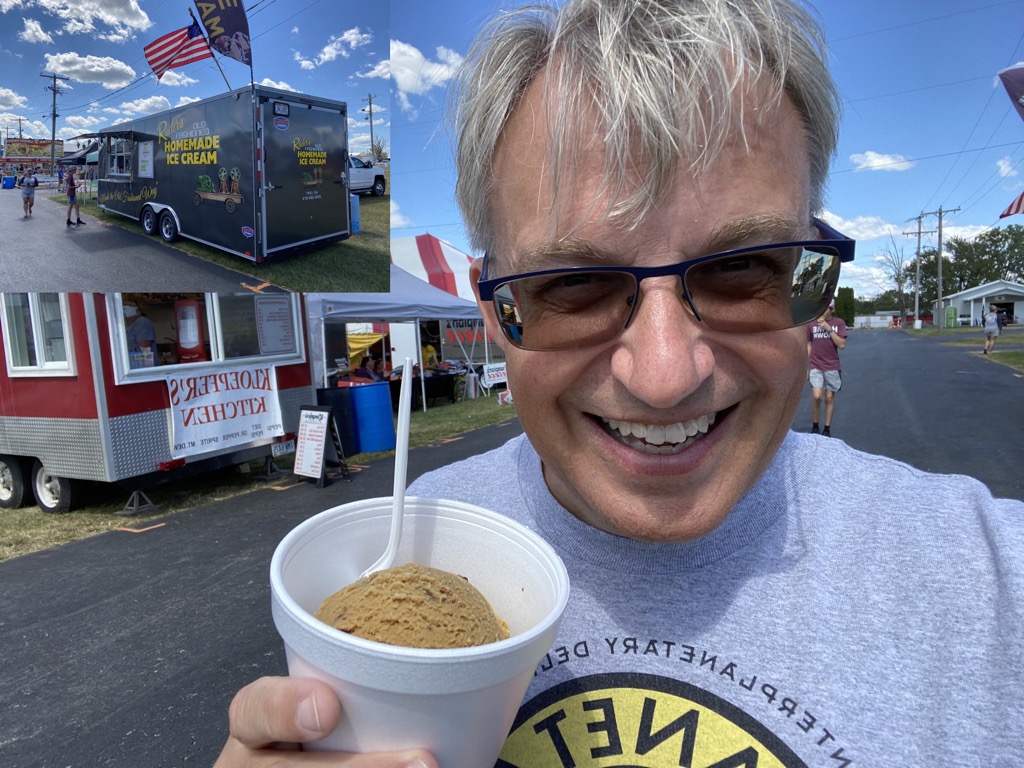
<box><xmin>415</xmin><ymin>322</ymin><xmax>427</xmax><ymax>413</ymax></box>
<box><xmin>320</xmin><ymin>314</ymin><xmax>329</xmax><ymax>388</ymax></box>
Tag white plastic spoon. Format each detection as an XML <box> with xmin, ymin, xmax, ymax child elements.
<box><xmin>360</xmin><ymin>357</ymin><xmax>414</xmax><ymax>578</ymax></box>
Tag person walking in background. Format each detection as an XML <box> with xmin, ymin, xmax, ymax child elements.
<box><xmin>65</xmin><ymin>167</ymin><xmax>86</xmax><ymax>227</ymax></box>
<box><xmin>807</xmin><ymin>299</ymin><xmax>847</xmax><ymax>436</ymax></box>
<box><xmin>57</xmin><ymin>165</ymin><xmax>65</xmax><ymax>189</ymax></box>
<box><xmin>17</xmin><ymin>167</ymin><xmax>39</xmax><ymax>218</ymax></box>
<box><xmin>983</xmin><ymin>303</ymin><xmax>1001</xmax><ymax>354</ymax></box>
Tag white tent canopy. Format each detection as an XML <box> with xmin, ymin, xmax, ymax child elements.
<box><xmin>307</xmin><ymin>264</ymin><xmax>483</xmax><ymax>409</ymax></box>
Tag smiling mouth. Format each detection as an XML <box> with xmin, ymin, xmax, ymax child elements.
<box><xmin>600</xmin><ymin>412</ymin><xmax>719</xmax><ymax>454</ymax></box>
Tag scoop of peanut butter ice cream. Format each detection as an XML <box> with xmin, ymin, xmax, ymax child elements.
<box><xmin>315</xmin><ymin>562</ymin><xmax>510</xmax><ymax>648</ymax></box>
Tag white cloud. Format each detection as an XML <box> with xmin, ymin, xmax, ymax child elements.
<box><xmin>291</xmin><ymin>26</ymin><xmax>299</xmax><ymax>35</ymax></box>
<box><xmin>358</xmin><ymin>59</ymin><xmax>389</xmax><ymax>80</ymax></box>
<box><xmin>260</xmin><ymin>78</ymin><xmax>296</xmax><ymax>92</ymax></box>
<box><xmin>997</xmin><ymin>156</ymin><xmax>1018</xmax><ymax>178</ymax></box>
<box><xmin>158</xmin><ymin>71</ymin><xmax>199</xmax><ymax>87</ymax></box>
<box><xmin>64</xmin><ymin>114</ymin><xmax>102</xmax><ymax>129</ymax></box>
<box><xmin>0</xmin><ymin>86</ymin><xmax>28</xmax><ymax>109</ymax></box>
<box><xmin>294</xmin><ymin>27</ymin><xmax>374</xmax><ymax>70</ymax></box>
<box><xmin>849</xmin><ymin>150</ymin><xmax>914</xmax><ymax>172</ymax></box>
<box><xmin>390</xmin><ymin>40</ymin><xmax>463</xmax><ymax>116</ymax></box>
<box><xmin>820</xmin><ymin>210</ymin><xmax>901</xmax><ymax>242</ymax></box>
<box><xmin>176</xmin><ymin>96</ymin><xmax>201</xmax><ymax>107</ymax></box>
<box><xmin>119</xmin><ymin>95</ymin><xmax>171</xmax><ymax>115</ymax></box>
<box><xmin>0</xmin><ymin>0</ymin><xmax>26</xmax><ymax>11</ymax></box>
<box><xmin>43</xmin><ymin>52</ymin><xmax>135</xmax><ymax>89</ymax></box>
<box><xmin>37</xmin><ymin>0</ymin><xmax>151</xmax><ymax>39</ymax></box>
<box><xmin>390</xmin><ymin>200</ymin><xmax>411</xmax><ymax>229</ymax></box>
<box><xmin>0</xmin><ymin>111</ymin><xmax>49</xmax><ymax>137</ymax></box>
<box><xmin>18</xmin><ymin>18</ymin><xmax>52</xmax><ymax>43</ymax></box>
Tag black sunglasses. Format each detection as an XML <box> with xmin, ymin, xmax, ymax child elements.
<box><xmin>477</xmin><ymin>218</ymin><xmax>855</xmax><ymax>351</ymax></box>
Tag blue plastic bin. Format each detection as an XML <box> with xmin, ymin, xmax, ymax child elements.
<box><xmin>1</xmin><ymin>177</ymin><xmax>15</xmax><ymax>190</ymax></box>
<box><xmin>350</xmin><ymin>193</ymin><xmax>361</xmax><ymax>233</ymax></box>
<box><xmin>350</xmin><ymin>382</ymin><xmax>395</xmax><ymax>453</ymax></box>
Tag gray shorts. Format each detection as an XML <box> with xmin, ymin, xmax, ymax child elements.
<box><xmin>809</xmin><ymin>369</ymin><xmax>842</xmax><ymax>392</ymax></box>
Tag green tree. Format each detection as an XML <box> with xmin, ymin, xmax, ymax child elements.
<box><xmin>835</xmin><ymin>286</ymin><xmax>855</xmax><ymax>325</ymax></box>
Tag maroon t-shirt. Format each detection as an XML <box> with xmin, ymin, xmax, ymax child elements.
<box><xmin>806</xmin><ymin>316</ymin><xmax>847</xmax><ymax>371</ymax></box>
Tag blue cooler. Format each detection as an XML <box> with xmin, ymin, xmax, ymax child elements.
<box><xmin>1</xmin><ymin>177</ymin><xmax>15</xmax><ymax>189</ymax></box>
<box><xmin>350</xmin><ymin>382</ymin><xmax>395</xmax><ymax>453</ymax></box>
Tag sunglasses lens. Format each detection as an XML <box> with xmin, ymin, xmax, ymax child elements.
<box><xmin>685</xmin><ymin>246</ymin><xmax>841</xmax><ymax>333</ymax></box>
<box><xmin>493</xmin><ymin>271</ymin><xmax>637</xmax><ymax>351</ymax></box>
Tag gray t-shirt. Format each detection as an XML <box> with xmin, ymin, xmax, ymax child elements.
<box><xmin>984</xmin><ymin>311</ymin><xmax>1000</xmax><ymax>334</ymax></box>
<box><xmin>408</xmin><ymin>431</ymin><xmax>1024</xmax><ymax>764</ymax></box>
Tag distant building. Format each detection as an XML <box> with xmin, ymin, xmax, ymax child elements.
<box><xmin>940</xmin><ymin>279</ymin><xmax>1023</xmax><ymax>327</ymax></box>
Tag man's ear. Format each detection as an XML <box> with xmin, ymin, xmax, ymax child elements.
<box><xmin>470</xmin><ymin>257</ymin><xmax>509</xmax><ymax>352</ymax></box>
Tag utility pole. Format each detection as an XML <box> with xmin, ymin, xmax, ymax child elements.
<box><xmin>362</xmin><ymin>93</ymin><xmax>376</xmax><ymax>159</ymax></box>
<box><xmin>920</xmin><ymin>206</ymin><xmax>960</xmax><ymax>331</ymax></box>
<box><xmin>40</xmin><ymin>71</ymin><xmax>69</xmax><ymax>177</ymax></box>
<box><xmin>903</xmin><ymin>215</ymin><xmax>936</xmax><ymax>329</ymax></box>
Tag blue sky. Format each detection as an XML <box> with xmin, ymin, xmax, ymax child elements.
<box><xmin>391</xmin><ymin>0</ymin><xmax>1024</xmax><ymax>299</ymax></box>
<box><xmin>0</xmin><ymin>0</ymin><xmax>389</xmax><ymax>156</ymax></box>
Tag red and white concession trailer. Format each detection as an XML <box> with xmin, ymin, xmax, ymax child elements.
<box><xmin>0</xmin><ymin>292</ymin><xmax>312</xmax><ymax>513</ymax></box>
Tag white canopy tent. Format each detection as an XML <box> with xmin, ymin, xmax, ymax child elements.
<box><xmin>307</xmin><ymin>264</ymin><xmax>483</xmax><ymax>411</ymax></box>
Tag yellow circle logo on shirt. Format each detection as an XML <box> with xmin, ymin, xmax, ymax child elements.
<box><xmin>497</xmin><ymin>673</ymin><xmax>807</xmax><ymax>767</ymax></box>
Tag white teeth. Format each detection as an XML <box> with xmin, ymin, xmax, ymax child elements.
<box><xmin>602</xmin><ymin>412</ymin><xmax>718</xmax><ymax>451</ymax></box>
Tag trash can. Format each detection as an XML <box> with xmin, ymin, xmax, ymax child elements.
<box><xmin>350</xmin><ymin>193</ymin><xmax>361</xmax><ymax>233</ymax></box>
<box><xmin>463</xmin><ymin>372</ymin><xmax>480</xmax><ymax>400</ymax></box>
<box><xmin>316</xmin><ymin>387</ymin><xmax>358</xmax><ymax>457</ymax></box>
<box><xmin>350</xmin><ymin>381</ymin><xmax>396</xmax><ymax>453</ymax></box>
<box><xmin>1</xmin><ymin>177</ymin><xmax>15</xmax><ymax>189</ymax></box>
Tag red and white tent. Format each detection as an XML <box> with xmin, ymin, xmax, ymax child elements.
<box><xmin>390</xmin><ymin>234</ymin><xmax>477</xmax><ymax>302</ymax></box>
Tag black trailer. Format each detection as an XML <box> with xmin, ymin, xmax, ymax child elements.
<box><xmin>95</xmin><ymin>85</ymin><xmax>352</xmax><ymax>263</ymax></box>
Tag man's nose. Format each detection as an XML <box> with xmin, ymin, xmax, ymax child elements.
<box><xmin>609</xmin><ymin>279</ymin><xmax>714</xmax><ymax>409</ymax></box>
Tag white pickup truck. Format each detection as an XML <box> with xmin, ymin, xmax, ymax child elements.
<box><xmin>347</xmin><ymin>155</ymin><xmax>386</xmax><ymax>196</ymax></box>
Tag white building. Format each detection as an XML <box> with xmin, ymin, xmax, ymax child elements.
<box><xmin>940</xmin><ymin>279</ymin><xmax>1024</xmax><ymax>327</ymax></box>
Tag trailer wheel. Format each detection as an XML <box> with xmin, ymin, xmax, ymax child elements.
<box><xmin>0</xmin><ymin>456</ymin><xmax>28</xmax><ymax>509</ymax></box>
<box><xmin>31</xmin><ymin>460</ymin><xmax>74</xmax><ymax>514</ymax></box>
<box><xmin>140</xmin><ymin>206</ymin><xmax>159</xmax><ymax>236</ymax></box>
<box><xmin>225</xmin><ymin>197</ymin><xmax>236</xmax><ymax>213</ymax></box>
<box><xmin>193</xmin><ymin>193</ymin><xmax>202</xmax><ymax>206</ymax></box>
<box><xmin>370</xmin><ymin>177</ymin><xmax>386</xmax><ymax>197</ymax></box>
<box><xmin>159</xmin><ymin>211</ymin><xmax>179</xmax><ymax>243</ymax></box>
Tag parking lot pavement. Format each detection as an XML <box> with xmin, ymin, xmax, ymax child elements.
<box><xmin>0</xmin><ymin>183</ymin><xmax>279</xmax><ymax>293</ymax></box>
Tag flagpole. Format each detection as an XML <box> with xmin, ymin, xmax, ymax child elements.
<box><xmin>188</xmin><ymin>7</ymin><xmax>233</xmax><ymax>92</ymax></box>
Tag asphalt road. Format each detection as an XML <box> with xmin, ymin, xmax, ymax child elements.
<box><xmin>0</xmin><ymin>330</ymin><xmax>1021</xmax><ymax>767</ymax></box>
<box><xmin>794</xmin><ymin>325</ymin><xmax>1024</xmax><ymax>501</ymax></box>
<box><xmin>0</xmin><ymin>182</ymin><xmax>282</xmax><ymax>292</ymax></box>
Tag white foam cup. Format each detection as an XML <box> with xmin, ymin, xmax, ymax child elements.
<box><xmin>270</xmin><ymin>496</ymin><xmax>570</xmax><ymax>767</ymax></box>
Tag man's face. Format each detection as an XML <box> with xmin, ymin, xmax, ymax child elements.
<box><xmin>474</xmin><ymin>78</ymin><xmax>813</xmax><ymax>542</ymax></box>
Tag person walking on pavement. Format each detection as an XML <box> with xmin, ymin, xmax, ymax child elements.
<box><xmin>65</xmin><ymin>167</ymin><xmax>86</xmax><ymax>227</ymax></box>
<box><xmin>17</xmin><ymin>167</ymin><xmax>39</xmax><ymax>218</ymax></box>
<box><xmin>983</xmin><ymin>303</ymin><xmax>1001</xmax><ymax>354</ymax></box>
<box><xmin>57</xmin><ymin>165</ymin><xmax>65</xmax><ymax>189</ymax></box>
<box><xmin>807</xmin><ymin>299</ymin><xmax>847</xmax><ymax>436</ymax></box>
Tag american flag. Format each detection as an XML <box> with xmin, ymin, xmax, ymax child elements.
<box><xmin>144</xmin><ymin>21</ymin><xmax>212</xmax><ymax>80</ymax></box>
<box><xmin>999</xmin><ymin>190</ymin><xmax>1024</xmax><ymax>219</ymax></box>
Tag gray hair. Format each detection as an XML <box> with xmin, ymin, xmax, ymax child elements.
<box><xmin>450</xmin><ymin>0</ymin><xmax>840</xmax><ymax>256</ymax></box>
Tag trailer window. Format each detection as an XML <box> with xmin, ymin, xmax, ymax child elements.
<box><xmin>218</xmin><ymin>294</ymin><xmax>299</xmax><ymax>359</ymax></box>
<box><xmin>1</xmin><ymin>293</ymin><xmax>71</xmax><ymax>372</ymax></box>
<box><xmin>109</xmin><ymin>137</ymin><xmax>131</xmax><ymax>176</ymax></box>
<box><xmin>110</xmin><ymin>293</ymin><xmax>302</xmax><ymax>376</ymax></box>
